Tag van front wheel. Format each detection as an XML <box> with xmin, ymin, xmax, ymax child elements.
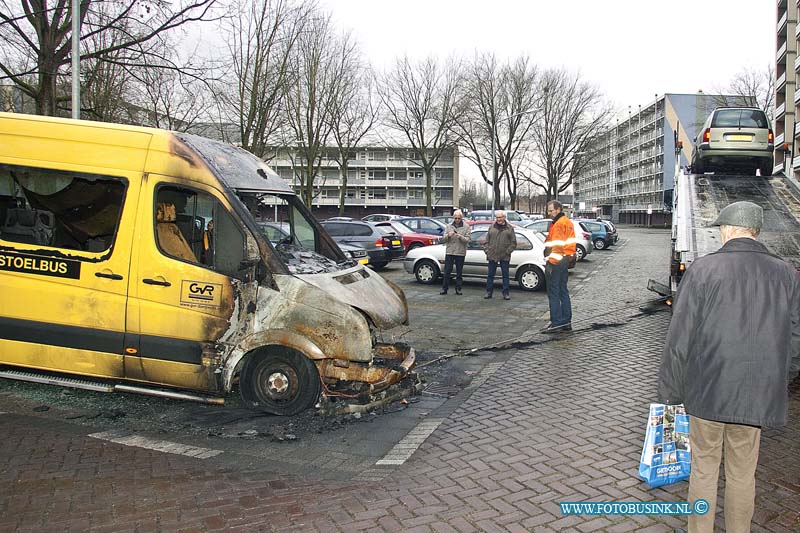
<box><xmin>240</xmin><ymin>350</ymin><xmax>320</xmax><ymax>416</ymax></box>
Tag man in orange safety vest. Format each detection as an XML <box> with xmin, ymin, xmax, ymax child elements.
<box><xmin>542</xmin><ymin>200</ymin><xmax>576</xmax><ymax>333</ymax></box>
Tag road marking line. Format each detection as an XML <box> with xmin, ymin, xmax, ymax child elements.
<box><xmin>375</xmin><ymin>361</ymin><xmax>505</xmax><ymax>466</ymax></box>
<box><xmin>375</xmin><ymin>417</ymin><xmax>445</xmax><ymax>466</ymax></box>
<box><xmin>89</xmin><ymin>430</ymin><xmax>223</xmax><ymax>459</ymax></box>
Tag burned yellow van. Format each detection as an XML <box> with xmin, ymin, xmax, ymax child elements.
<box><xmin>0</xmin><ymin>112</ymin><xmax>414</xmax><ymax>415</ymax></box>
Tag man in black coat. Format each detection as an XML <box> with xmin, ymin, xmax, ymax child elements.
<box><xmin>658</xmin><ymin>201</ymin><xmax>800</xmax><ymax>533</ymax></box>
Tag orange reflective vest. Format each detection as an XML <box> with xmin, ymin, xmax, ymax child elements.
<box><xmin>544</xmin><ymin>213</ymin><xmax>577</xmax><ymax>264</ymax></box>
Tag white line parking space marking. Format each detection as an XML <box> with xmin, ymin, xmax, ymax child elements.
<box><xmin>89</xmin><ymin>430</ymin><xmax>223</xmax><ymax>459</ymax></box>
<box><xmin>375</xmin><ymin>361</ymin><xmax>506</xmax><ymax>467</ymax></box>
<box><xmin>376</xmin><ymin>418</ymin><xmax>445</xmax><ymax>466</ymax></box>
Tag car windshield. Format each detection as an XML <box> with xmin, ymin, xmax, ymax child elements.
<box><xmin>247</xmin><ymin>192</ymin><xmax>353</xmax><ymax>274</ymax></box>
<box><xmin>712</xmin><ymin>109</ymin><xmax>768</xmax><ymax>129</ymax></box>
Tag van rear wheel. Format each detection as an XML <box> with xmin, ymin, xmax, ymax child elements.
<box><xmin>240</xmin><ymin>350</ymin><xmax>320</xmax><ymax>416</ymax></box>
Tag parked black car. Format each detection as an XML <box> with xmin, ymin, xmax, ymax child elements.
<box><xmin>320</xmin><ymin>220</ymin><xmax>404</xmax><ymax>269</ymax></box>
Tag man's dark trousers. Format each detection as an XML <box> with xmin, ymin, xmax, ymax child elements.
<box><xmin>545</xmin><ymin>259</ymin><xmax>571</xmax><ymax>326</ymax></box>
<box><xmin>442</xmin><ymin>254</ymin><xmax>465</xmax><ymax>292</ymax></box>
<box><xmin>486</xmin><ymin>260</ymin><xmax>510</xmax><ymax>294</ymax></box>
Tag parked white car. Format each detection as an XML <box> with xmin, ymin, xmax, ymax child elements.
<box><xmin>403</xmin><ymin>226</ymin><xmax>548</xmax><ymax>291</ymax></box>
<box><xmin>519</xmin><ymin>218</ymin><xmax>593</xmax><ymax>261</ymax></box>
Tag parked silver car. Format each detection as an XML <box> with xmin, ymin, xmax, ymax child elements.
<box><xmin>519</xmin><ymin>219</ymin><xmax>593</xmax><ymax>261</ymax></box>
<box><xmin>691</xmin><ymin>107</ymin><xmax>774</xmax><ymax>175</ymax></box>
<box><xmin>403</xmin><ymin>226</ymin><xmax>548</xmax><ymax>291</ymax></box>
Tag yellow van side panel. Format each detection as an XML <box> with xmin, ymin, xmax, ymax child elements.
<box><xmin>0</xmin><ymin>339</ymin><xmax>124</xmax><ymax>378</ymax></box>
<box><xmin>122</xmin><ymin>358</ymin><xmax>212</xmax><ymax>391</ymax></box>
<box><xmin>0</xmin><ymin>116</ymin><xmax>151</xmax><ymax>172</ymax></box>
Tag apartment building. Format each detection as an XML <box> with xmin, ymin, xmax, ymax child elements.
<box><xmin>574</xmin><ymin>93</ymin><xmax>749</xmax><ymax>225</ymax></box>
<box><xmin>267</xmin><ymin>146</ymin><xmax>459</xmax><ymax>219</ymax></box>
<box><xmin>776</xmin><ymin>0</ymin><xmax>797</xmax><ymax>175</ymax></box>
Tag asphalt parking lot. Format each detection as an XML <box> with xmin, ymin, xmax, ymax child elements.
<box><xmin>2</xmin><ymin>226</ymin><xmax>798</xmax><ymax>532</ymax></box>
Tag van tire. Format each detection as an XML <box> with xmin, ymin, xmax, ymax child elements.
<box><xmin>240</xmin><ymin>350</ymin><xmax>320</xmax><ymax>416</ymax></box>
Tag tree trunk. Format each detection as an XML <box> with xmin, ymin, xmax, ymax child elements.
<box><xmin>338</xmin><ymin>164</ymin><xmax>349</xmax><ymax>216</ymax></box>
<box><xmin>425</xmin><ymin>167</ymin><xmax>433</xmax><ymax>216</ymax></box>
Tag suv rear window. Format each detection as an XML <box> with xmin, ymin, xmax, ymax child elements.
<box><xmin>712</xmin><ymin>109</ymin><xmax>768</xmax><ymax>129</ymax></box>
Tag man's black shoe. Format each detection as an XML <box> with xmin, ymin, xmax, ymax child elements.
<box><xmin>455</xmin><ymin>288</ymin><xmax>462</xmax><ymax>295</ymax></box>
<box><xmin>439</xmin><ymin>290</ymin><xmax>447</xmax><ymax>295</ymax></box>
<box><xmin>563</xmin><ymin>323</ymin><xmax>572</xmax><ymax>331</ymax></box>
<box><xmin>484</xmin><ymin>292</ymin><xmax>492</xmax><ymax>299</ymax></box>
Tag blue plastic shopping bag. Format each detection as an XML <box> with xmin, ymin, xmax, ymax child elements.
<box><xmin>638</xmin><ymin>403</ymin><xmax>691</xmax><ymax>488</ymax></box>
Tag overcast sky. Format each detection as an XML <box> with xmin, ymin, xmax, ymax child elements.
<box><xmin>322</xmin><ymin>0</ymin><xmax>775</xmax><ymax>111</ymax></box>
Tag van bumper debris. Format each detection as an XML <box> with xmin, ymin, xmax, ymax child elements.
<box><xmin>315</xmin><ymin>342</ymin><xmax>420</xmax><ymax>414</ymax></box>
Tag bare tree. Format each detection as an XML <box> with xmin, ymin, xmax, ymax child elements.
<box><xmin>712</xmin><ymin>65</ymin><xmax>775</xmax><ymax>124</ymax></box>
<box><xmin>523</xmin><ymin>68</ymin><xmax>612</xmax><ymax>202</ymax></box>
<box><xmin>0</xmin><ymin>0</ymin><xmax>217</xmax><ymax>116</ymax></box>
<box><xmin>458</xmin><ymin>179</ymin><xmax>483</xmax><ymax>211</ymax></box>
<box><xmin>217</xmin><ymin>0</ymin><xmax>310</xmax><ymax>156</ymax></box>
<box><xmin>282</xmin><ymin>11</ymin><xmax>357</xmax><ymax>206</ymax></box>
<box><xmin>329</xmin><ymin>61</ymin><xmax>377</xmax><ymax>216</ymax></box>
<box><xmin>453</xmin><ymin>53</ymin><xmax>539</xmax><ymax>209</ymax></box>
<box><xmin>378</xmin><ymin>55</ymin><xmax>464</xmax><ymax>216</ymax></box>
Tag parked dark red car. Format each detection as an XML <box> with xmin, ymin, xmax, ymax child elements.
<box><xmin>373</xmin><ymin>220</ymin><xmax>441</xmax><ymax>253</ymax></box>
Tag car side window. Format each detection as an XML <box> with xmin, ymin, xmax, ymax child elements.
<box><xmin>532</xmin><ymin>220</ymin><xmax>550</xmax><ymax>233</ymax></box>
<box><xmin>0</xmin><ymin>163</ymin><xmax>126</xmax><ymax>253</ymax></box>
<box><xmin>469</xmin><ymin>230</ymin><xmax>488</xmax><ymax>249</ymax></box>
<box><xmin>155</xmin><ymin>185</ymin><xmax>244</xmax><ymax>276</ymax></box>
<box><xmin>354</xmin><ymin>224</ymin><xmax>373</xmax><ymax>237</ymax></box>
<box><xmin>323</xmin><ymin>223</ymin><xmax>343</xmax><ymax>236</ymax></box>
<box><xmin>515</xmin><ymin>234</ymin><xmax>533</xmax><ymax>251</ymax></box>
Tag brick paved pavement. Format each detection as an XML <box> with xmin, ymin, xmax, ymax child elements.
<box><xmin>1</xmin><ymin>227</ymin><xmax>798</xmax><ymax>532</ymax></box>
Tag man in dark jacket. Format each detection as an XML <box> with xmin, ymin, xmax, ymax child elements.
<box><xmin>483</xmin><ymin>210</ymin><xmax>516</xmax><ymax>300</ymax></box>
<box><xmin>658</xmin><ymin>201</ymin><xmax>800</xmax><ymax>533</ymax></box>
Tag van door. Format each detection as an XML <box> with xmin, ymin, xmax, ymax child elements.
<box><xmin>125</xmin><ymin>177</ymin><xmax>252</xmax><ymax>392</ymax></box>
<box><xmin>0</xmin><ymin>163</ymin><xmax>137</xmax><ymax>377</ymax></box>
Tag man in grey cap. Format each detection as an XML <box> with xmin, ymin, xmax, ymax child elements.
<box><xmin>659</xmin><ymin>201</ymin><xmax>800</xmax><ymax>533</ymax></box>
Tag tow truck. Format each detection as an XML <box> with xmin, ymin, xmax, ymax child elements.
<box><xmin>648</xmin><ymin>131</ymin><xmax>800</xmax><ymax>302</ymax></box>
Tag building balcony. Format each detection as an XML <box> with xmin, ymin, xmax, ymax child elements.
<box><xmin>779</xmin><ymin>10</ymin><xmax>788</xmax><ymax>33</ymax></box>
<box><xmin>778</xmin><ymin>41</ymin><xmax>788</xmax><ymax>62</ymax></box>
<box><xmin>777</xmin><ymin>102</ymin><xmax>787</xmax><ymax>119</ymax></box>
<box><xmin>778</xmin><ymin>72</ymin><xmax>788</xmax><ymax>90</ymax></box>
<box><xmin>777</xmin><ymin>131</ymin><xmax>786</xmax><ymax>146</ymax></box>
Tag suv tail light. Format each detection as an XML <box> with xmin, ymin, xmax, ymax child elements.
<box><xmin>702</xmin><ymin>128</ymin><xmax>711</xmax><ymax>143</ymax></box>
<box><xmin>375</xmin><ymin>238</ymin><xmax>385</xmax><ymax>247</ymax></box>
<box><xmin>768</xmin><ymin>129</ymin><xmax>774</xmax><ymax>144</ymax></box>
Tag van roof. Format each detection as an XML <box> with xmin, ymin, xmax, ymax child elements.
<box><xmin>0</xmin><ymin>113</ymin><xmax>291</xmax><ymax>195</ymax></box>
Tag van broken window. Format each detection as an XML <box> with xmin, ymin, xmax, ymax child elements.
<box><xmin>0</xmin><ymin>164</ymin><xmax>125</xmax><ymax>252</ymax></box>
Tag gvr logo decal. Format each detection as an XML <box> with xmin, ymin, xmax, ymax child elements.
<box><xmin>181</xmin><ymin>281</ymin><xmax>223</xmax><ymax>307</ymax></box>
<box><xmin>189</xmin><ymin>283</ymin><xmax>215</xmax><ymax>296</ymax></box>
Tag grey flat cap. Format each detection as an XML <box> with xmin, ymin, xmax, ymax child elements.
<box><xmin>711</xmin><ymin>201</ymin><xmax>763</xmax><ymax>230</ymax></box>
